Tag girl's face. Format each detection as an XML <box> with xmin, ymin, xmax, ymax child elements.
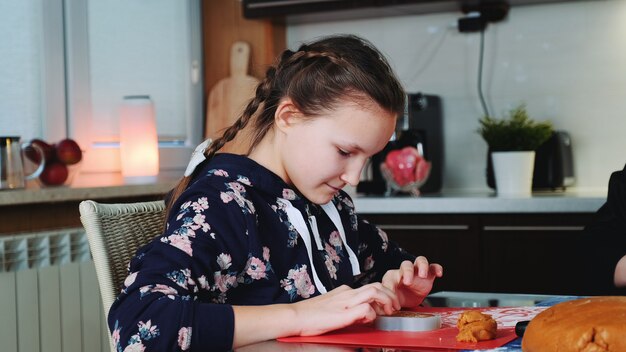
<box><xmin>279</xmin><ymin>98</ymin><xmax>396</xmax><ymax>204</ymax></box>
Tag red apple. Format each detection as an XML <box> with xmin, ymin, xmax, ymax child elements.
<box><xmin>24</xmin><ymin>145</ymin><xmax>42</xmax><ymax>164</ymax></box>
<box><xmin>39</xmin><ymin>162</ymin><xmax>69</xmax><ymax>186</ymax></box>
<box><xmin>55</xmin><ymin>138</ymin><xmax>82</xmax><ymax>165</ymax></box>
<box><xmin>26</xmin><ymin>139</ymin><xmax>55</xmax><ymax>164</ymax></box>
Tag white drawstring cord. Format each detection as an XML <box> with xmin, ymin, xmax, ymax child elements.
<box><xmin>282</xmin><ymin>199</ymin><xmax>328</xmax><ymax>294</ymax></box>
<box><xmin>320</xmin><ymin>202</ymin><xmax>361</xmax><ymax>276</ymax></box>
<box><xmin>281</xmin><ymin>198</ymin><xmax>363</xmax><ymax>295</ymax></box>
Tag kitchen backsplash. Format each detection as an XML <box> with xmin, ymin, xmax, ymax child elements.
<box><xmin>287</xmin><ymin>0</ymin><xmax>626</xmax><ymax>193</ymax></box>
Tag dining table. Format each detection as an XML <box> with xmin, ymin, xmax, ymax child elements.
<box><xmin>235</xmin><ymin>291</ymin><xmax>581</xmax><ymax>352</ymax></box>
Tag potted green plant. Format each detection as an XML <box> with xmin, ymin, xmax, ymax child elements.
<box><xmin>478</xmin><ymin>104</ymin><xmax>553</xmax><ymax>197</ymax></box>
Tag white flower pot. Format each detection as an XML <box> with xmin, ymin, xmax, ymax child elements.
<box><xmin>492</xmin><ymin>151</ymin><xmax>535</xmax><ymax>197</ymax></box>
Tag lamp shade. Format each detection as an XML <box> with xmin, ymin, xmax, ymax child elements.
<box><xmin>119</xmin><ymin>95</ymin><xmax>159</xmax><ymax>183</ymax></box>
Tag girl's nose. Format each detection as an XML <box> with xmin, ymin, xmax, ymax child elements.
<box><xmin>341</xmin><ymin>162</ymin><xmax>364</xmax><ymax>186</ymax></box>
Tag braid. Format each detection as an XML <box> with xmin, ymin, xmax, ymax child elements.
<box><xmin>204</xmin><ymin>67</ymin><xmax>275</xmax><ymax>159</ymax></box>
<box><xmin>302</xmin><ymin>51</ymin><xmax>346</xmax><ymax>64</ymax></box>
<box><xmin>281</xmin><ymin>49</ymin><xmax>346</xmax><ymax>69</ymax></box>
<box><xmin>164</xmin><ymin>66</ymin><xmax>277</xmax><ymax>222</ymax></box>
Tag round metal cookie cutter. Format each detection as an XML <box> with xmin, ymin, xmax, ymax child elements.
<box><xmin>374</xmin><ymin>311</ymin><xmax>442</xmax><ymax>332</ymax></box>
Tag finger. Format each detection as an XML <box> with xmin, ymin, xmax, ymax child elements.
<box><xmin>430</xmin><ymin>263</ymin><xmax>444</xmax><ymax>278</ymax></box>
<box><xmin>371</xmin><ymin>302</ymin><xmax>387</xmax><ymax>316</ymax></box>
<box><xmin>350</xmin><ymin>302</ymin><xmax>377</xmax><ymax>324</ymax></box>
<box><xmin>363</xmin><ymin>303</ymin><xmax>378</xmax><ymax>323</ymax></box>
<box><xmin>414</xmin><ymin>256</ymin><xmax>430</xmax><ymax>279</ymax></box>
<box><xmin>380</xmin><ymin>272</ymin><xmax>405</xmax><ymax>310</ymax></box>
<box><xmin>379</xmin><ymin>283</ymin><xmax>402</xmax><ymax>311</ymax></box>
<box><xmin>399</xmin><ymin>260</ymin><xmax>415</xmax><ymax>285</ymax></box>
<box><xmin>367</xmin><ymin>282</ymin><xmax>401</xmax><ymax>311</ymax></box>
<box><xmin>357</xmin><ymin>283</ymin><xmax>397</xmax><ymax>307</ymax></box>
<box><xmin>382</xmin><ymin>269</ymin><xmax>401</xmax><ymax>290</ymax></box>
<box><xmin>353</xmin><ymin>284</ymin><xmax>399</xmax><ymax>313</ymax></box>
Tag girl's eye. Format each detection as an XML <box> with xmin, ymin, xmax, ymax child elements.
<box><xmin>337</xmin><ymin>149</ymin><xmax>351</xmax><ymax>157</ymax></box>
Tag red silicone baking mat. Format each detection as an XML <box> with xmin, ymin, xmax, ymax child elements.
<box><xmin>278</xmin><ymin>306</ymin><xmax>548</xmax><ymax>350</ymax></box>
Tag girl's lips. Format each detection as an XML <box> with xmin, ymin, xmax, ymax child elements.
<box><xmin>326</xmin><ymin>183</ymin><xmax>343</xmax><ymax>191</ymax></box>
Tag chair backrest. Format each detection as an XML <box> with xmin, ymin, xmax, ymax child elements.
<box><xmin>79</xmin><ymin>200</ymin><xmax>166</xmax><ymax>319</ymax></box>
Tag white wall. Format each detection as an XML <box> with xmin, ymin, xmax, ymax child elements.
<box><xmin>287</xmin><ymin>0</ymin><xmax>626</xmax><ymax>193</ymax></box>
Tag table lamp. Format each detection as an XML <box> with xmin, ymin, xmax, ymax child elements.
<box><xmin>119</xmin><ymin>95</ymin><xmax>159</xmax><ymax>183</ymax></box>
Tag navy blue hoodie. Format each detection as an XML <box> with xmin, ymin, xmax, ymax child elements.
<box><xmin>108</xmin><ymin>153</ymin><xmax>414</xmax><ymax>351</ymax></box>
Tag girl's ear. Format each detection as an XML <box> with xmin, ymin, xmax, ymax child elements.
<box><xmin>274</xmin><ymin>98</ymin><xmax>302</xmax><ymax>133</ymax></box>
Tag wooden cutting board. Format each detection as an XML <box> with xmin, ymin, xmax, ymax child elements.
<box><xmin>205</xmin><ymin>41</ymin><xmax>259</xmax><ymax>153</ymax></box>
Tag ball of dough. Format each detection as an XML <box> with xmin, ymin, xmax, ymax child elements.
<box><xmin>456</xmin><ymin>310</ymin><xmax>498</xmax><ymax>343</ymax></box>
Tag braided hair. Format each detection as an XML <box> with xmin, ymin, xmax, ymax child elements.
<box><xmin>165</xmin><ymin>34</ymin><xmax>405</xmax><ymax>218</ymax></box>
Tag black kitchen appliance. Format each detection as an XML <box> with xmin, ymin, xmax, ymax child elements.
<box><xmin>486</xmin><ymin>130</ymin><xmax>575</xmax><ymax>190</ymax></box>
<box><xmin>357</xmin><ymin>93</ymin><xmax>443</xmax><ymax>195</ymax></box>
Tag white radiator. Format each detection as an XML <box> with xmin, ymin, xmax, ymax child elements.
<box><xmin>0</xmin><ymin>229</ymin><xmax>110</xmax><ymax>352</ymax></box>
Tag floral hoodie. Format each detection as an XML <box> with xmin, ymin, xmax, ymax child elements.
<box><xmin>108</xmin><ymin>153</ymin><xmax>415</xmax><ymax>352</ymax></box>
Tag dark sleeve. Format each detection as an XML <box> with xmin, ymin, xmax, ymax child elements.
<box><xmin>580</xmin><ymin>164</ymin><xmax>626</xmax><ymax>295</ymax></box>
<box><xmin>108</xmin><ymin>187</ymin><xmax>250</xmax><ymax>351</ymax></box>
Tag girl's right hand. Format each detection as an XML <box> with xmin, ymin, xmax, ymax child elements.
<box><xmin>291</xmin><ymin>283</ymin><xmax>400</xmax><ymax>337</ymax></box>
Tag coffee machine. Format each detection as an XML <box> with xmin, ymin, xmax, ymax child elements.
<box><xmin>357</xmin><ymin>93</ymin><xmax>444</xmax><ymax>195</ymax></box>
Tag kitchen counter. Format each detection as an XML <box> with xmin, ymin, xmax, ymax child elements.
<box><xmin>0</xmin><ymin>172</ymin><xmax>178</xmax><ymax>206</ymax></box>
<box><xmin>1</xmin><ymin>171</ymin><xmax>606</xmax><ymax>214</ymax></box>
<box><xmin>0</xmin><ymin>172</ymin><xmax>180</xmax><ymax>235</ymax></box>
<box><xmin>0</xmin><ymin>182</ymin><xmax>173</xmax><ymax>206</ymax></box>
<box><xmin>353</xmin><ymin>190</ymin><xmax>606</xmax><ymax>214</ymax></box>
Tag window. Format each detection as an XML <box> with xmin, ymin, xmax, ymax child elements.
<box><xmin>1</xmin><ymin>0</ymin><xmax>203</xmax><ymax>173</ymax></box>
<box><xmin>0</xmin><ymin>1</ymin><xmax>47</xmax><ymax>140</ymax></box>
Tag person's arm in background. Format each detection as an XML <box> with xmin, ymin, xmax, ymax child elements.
<box><xmin>581</xmin><ymin>163</ymin><xmax>626</xmax><ymax>295</ymax></box>
<box><xmin>607</xmin><ymin>165</ymin><xmax>626</xmax><ymax>288</ymax></box>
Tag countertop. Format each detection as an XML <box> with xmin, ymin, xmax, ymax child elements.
<box><xmin>0</xmin><ymin>173</ymin><xmax>607</xmax><ymax>213</ymax></box>
<box><xmin>352</xmin><ymin>190</ymin><xmax>607</xmax><ymax>214</ymax></box>
<box><xmin>0</xmin><ymin>172</ymin><xmax>177</xmax><ymax>206</ymax></box>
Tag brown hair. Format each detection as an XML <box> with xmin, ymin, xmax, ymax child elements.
<box><xmin>165</xmin><ymin>34</ymin><xmax>405</xmax><ymax>218</ymax></box>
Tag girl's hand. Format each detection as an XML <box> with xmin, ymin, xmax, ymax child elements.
<box><xmin>381</xmin><ymin>256</ymin><xmax>443</xmax><ymax>308</ymax></box>
<box><xmin>292</xmin><ymin>283</ymin><xmax>400</xmax><ymax>336</ymax></box>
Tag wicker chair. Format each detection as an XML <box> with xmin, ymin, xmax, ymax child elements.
<box><xmin>79</xmin><ymin>200</ymin><xmax>166</xmax><ymax>321</ymax></box>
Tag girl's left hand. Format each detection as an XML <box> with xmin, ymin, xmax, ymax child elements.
<box><xmin>381</xmin><ymin>256</ymin><xmax>443</xmax><ymax>308</ymax></box>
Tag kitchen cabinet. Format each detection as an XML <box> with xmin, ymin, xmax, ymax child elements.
<box><xmin>363</xmin><ymin>212</ymin><xmax>594</xmax><ymax>295</ymax></box>
<box><xmin>479</xmin><ymin>213</ymin><xmax>593</xmax><ymax>295</ymax></box>
<box><xmin>0</xmin><ymin>195</ymin><xmax>163</xmax><ymax>236</ymax></box>
<box><xmin>241</xmin><ymin>0</ymin><xmax>458</xmax><ymax>20</ymax></box>
<box><xmin>365</xmin><ymin>214</ymin><xmax>480</xmax><ymax>294</ymax></box>
<box><xmin>0</xmin><ymin>180</ymin><xmax>175</xmax><ymax>236</ymax></box>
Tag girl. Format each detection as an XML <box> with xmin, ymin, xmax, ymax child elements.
<box><xmin>108</xmin><ymin>34</ymin><xmax>443</xmax><ymax>351</ymax></box>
